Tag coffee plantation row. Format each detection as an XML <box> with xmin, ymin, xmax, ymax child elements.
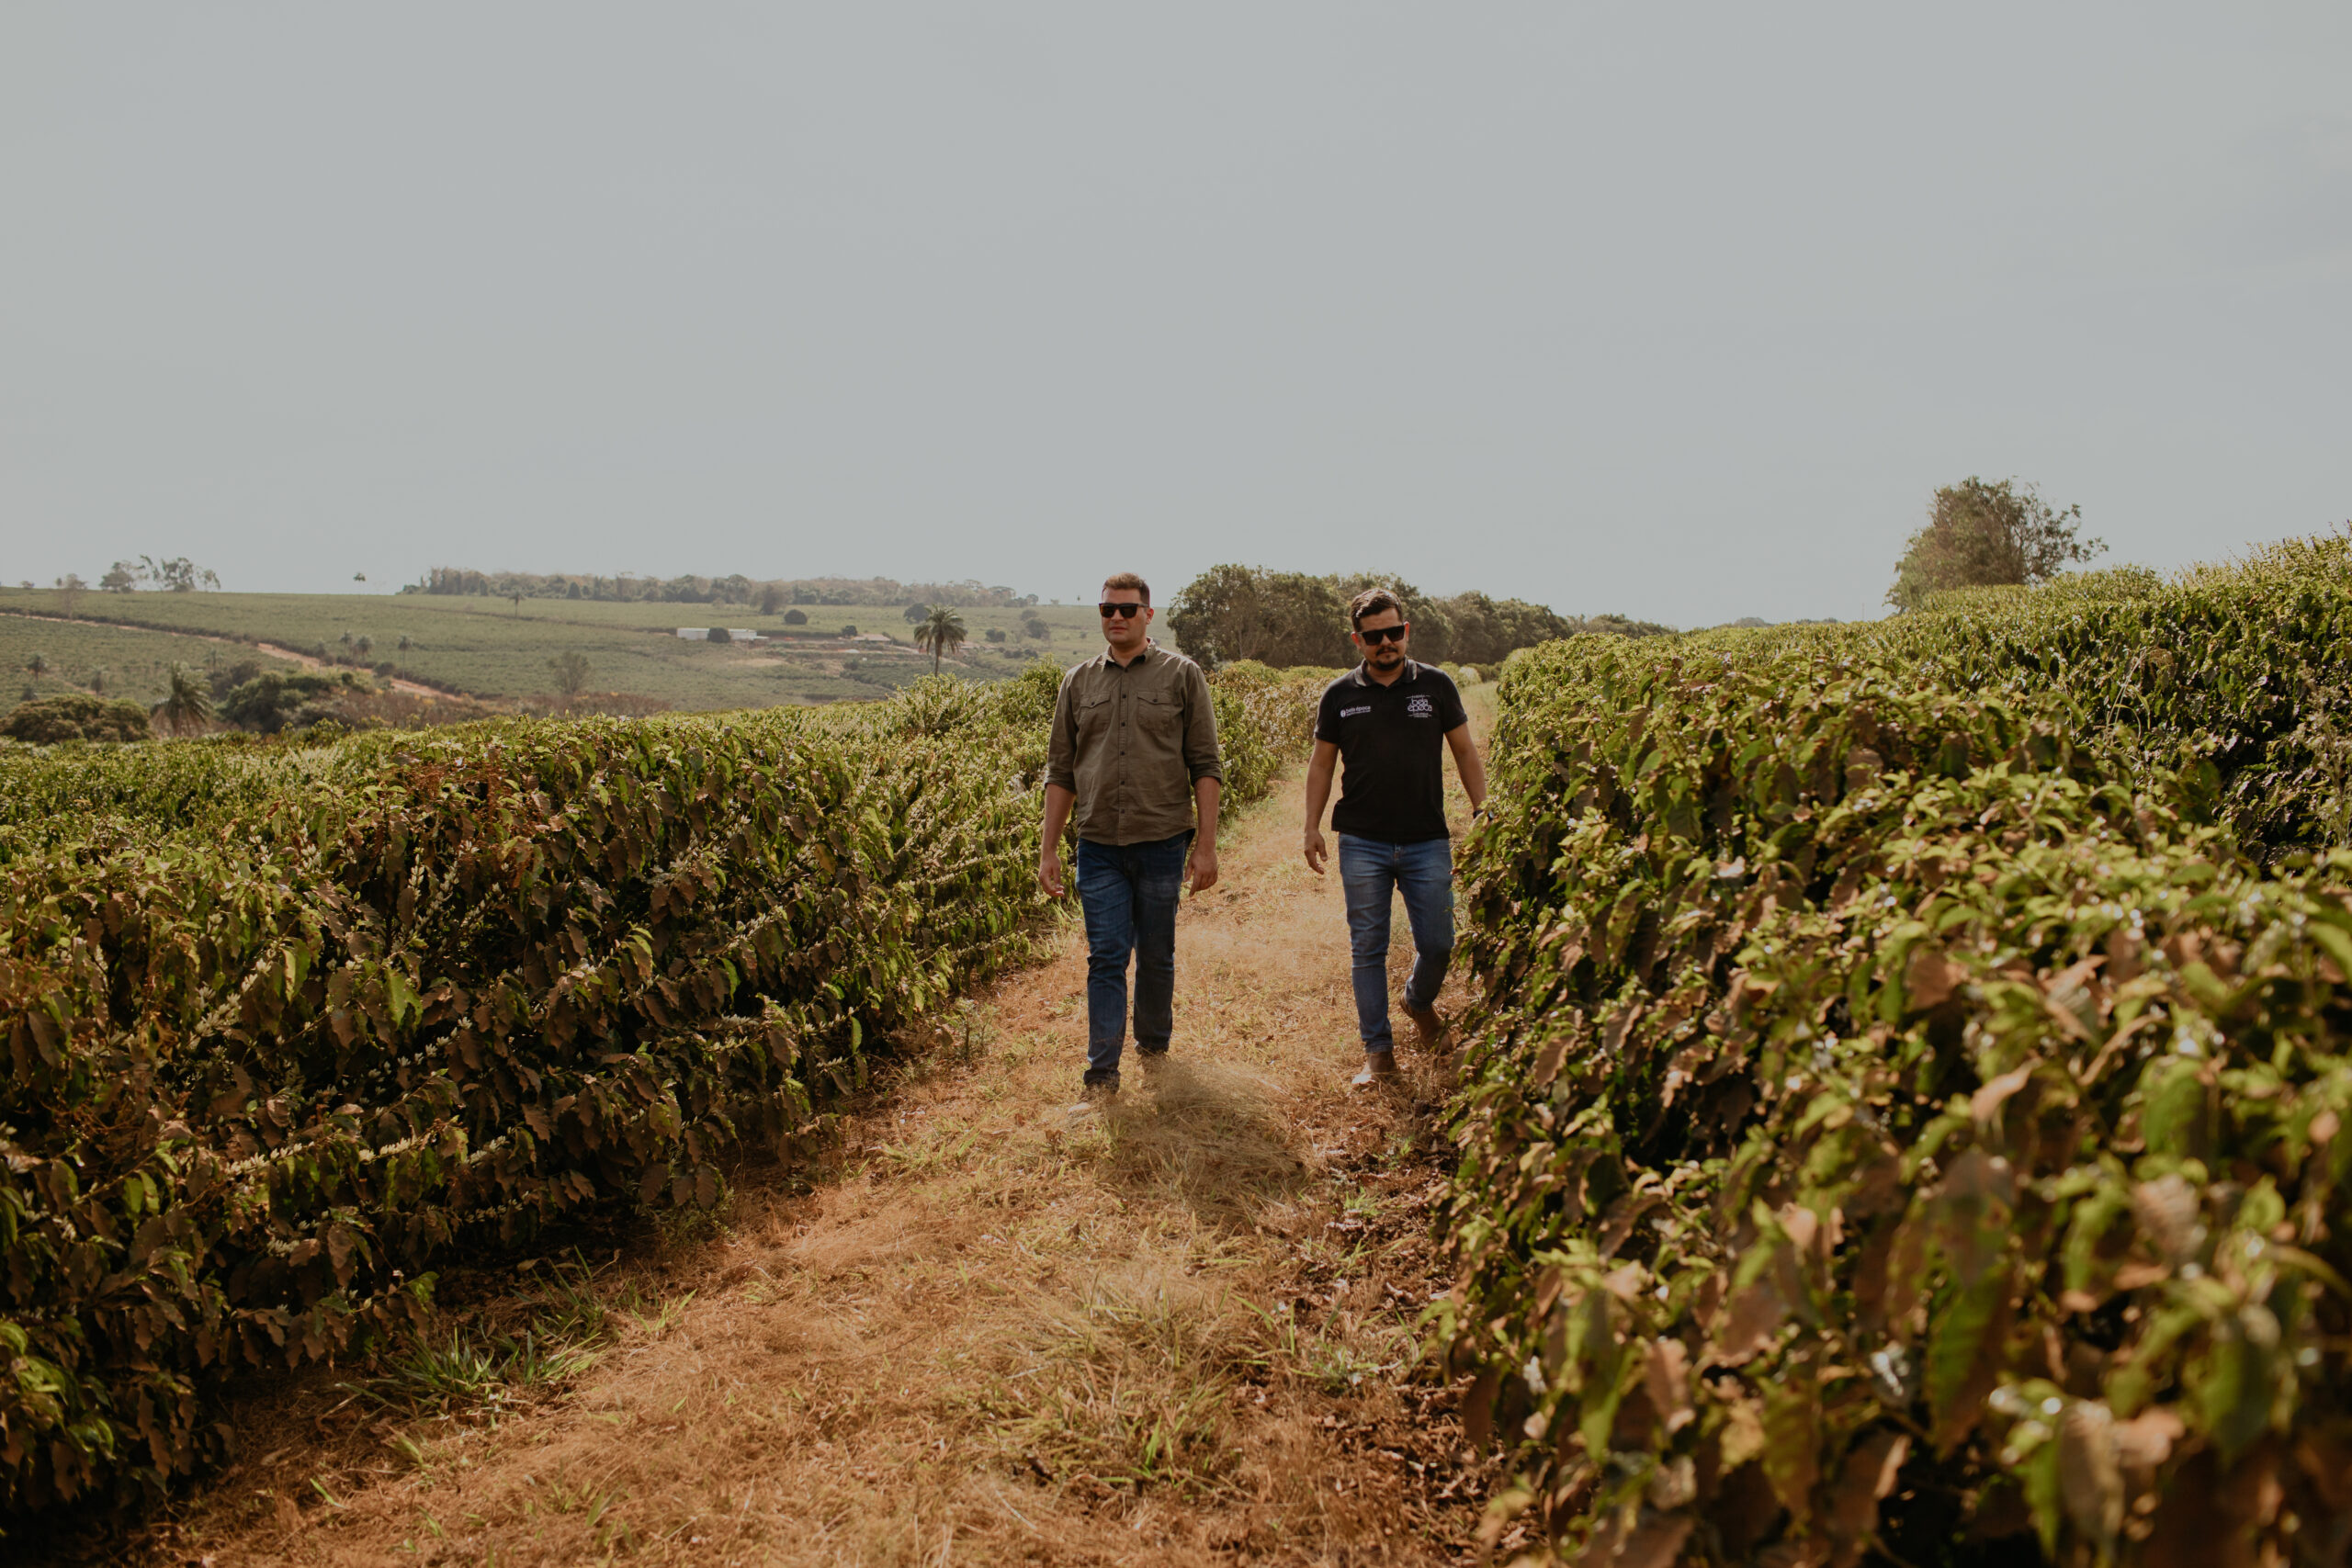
<box><xmin>0</xmin><ymin>660</ymin><xmax>1323</xmax><ymax>1517</ymax></box>
<box><xmin>1444</xmin><ymin>536</ymin><xmax>2352</xmax><ymax>1564</ymax></box>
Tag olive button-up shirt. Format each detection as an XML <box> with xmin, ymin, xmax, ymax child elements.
<box><xmin>1046</xmin><ymin>642</ymin><xmax>1223</xmax><ymax>846</ymax></box>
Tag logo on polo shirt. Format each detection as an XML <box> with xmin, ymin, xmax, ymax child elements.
<box><xmin>1407</xmin><ymin>694</ymin><xmax>1433</xmax><ymax>716</ymax></box>
<box><xmin>1340</xmin><ymin>705</ymin><xmax>1372</xmax><ymax>718</ymax></box>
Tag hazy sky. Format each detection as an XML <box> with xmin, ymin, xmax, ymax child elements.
<box><xmin>5</xmin><ymin>6</ymin><xmax>2347</xmax><ymax>625</ymax></box>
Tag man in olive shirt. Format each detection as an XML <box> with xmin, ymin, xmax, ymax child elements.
<box><xmin>1303</xmin><ymin>586</ymin><xmax>1487</xmax><ymax>1086</ymax></box>
<box><xmin>1040</xmin><ymin>571</ymin><xmax>1223</xmax><ymax>1103</ymax></box>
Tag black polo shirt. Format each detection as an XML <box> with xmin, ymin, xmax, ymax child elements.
<box><xmin>1314</xmin><ymin>660</ymin><xmax>1468</xmax><ymax>844</ymax></box>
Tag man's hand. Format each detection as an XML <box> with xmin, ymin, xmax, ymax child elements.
<box><xmin>1185</xmin><ymin>840</ymin><xmax>1219</xmax><ymax>895</ymax></box>
<box><xmin>1038</xmin><ymin>783</ymin><xmax>1075</xmax><ymax>897</ymax></box>
<box><xmin>1301</xmin><ymin>741</ymin><xmax>1339</xmax><ymax>878</ymax></box>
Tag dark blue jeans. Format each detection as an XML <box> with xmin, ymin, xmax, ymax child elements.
<box><xmin>1076</xmin><ymin>831</ymin><xmax>1191</xmax><ymax>1084</ymax></box>
<box><xmin>1338</xmin><ymin>834</ymin><xmax>1454</xmax><ymax>1055</ymax></box>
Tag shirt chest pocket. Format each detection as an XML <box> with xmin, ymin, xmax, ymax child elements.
<box><xmin>1076</xmin><ymin>694</ymin><xmax>1114</xmax><ymax>743</ymax></box>
<box><xmin>1135</xmin><ymin>691</ymin><xmax>1182</xmax><ymax>737</ymax></box>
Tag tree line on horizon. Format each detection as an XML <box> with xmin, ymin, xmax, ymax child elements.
<box><xmin>405</xmin><ymin>568</ymin><xmax>1038</xmax><ymax>611</ymax></box>
<box><xmin>1162</xmin><ymin>565</ymin><xmax>1670</xmax><ymax>671</ymax></box>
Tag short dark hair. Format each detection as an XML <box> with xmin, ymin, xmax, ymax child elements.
<box><xmin>1349</xmin><ymin>586</ymin><xmax>1404</xmax><ymax>628</ymax></box>
<box><xmin>1102</xmin><ymin>571</ymin><xmax>1150</xmax><ymax>606</ymax></box>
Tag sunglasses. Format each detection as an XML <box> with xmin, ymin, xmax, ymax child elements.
<box><xmin>1356</xmin><ymin>623</ymin><xmax>1409</xmax><ymax>644</ymax></box>
<box><xmin>1098</xmin><ymin>602</ymin><xmax>1145</xmax><ymax>618</ymax></box>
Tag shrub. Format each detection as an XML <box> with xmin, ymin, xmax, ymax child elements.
<box><xmin>219</xmin><ymin>671</ymin><xmax>349</xmax><ymax>735</ymax></box>
<box><xmin>1</xmin><ymin>694</ymin><xmax>153</xmax><ymax>745</ymax></box>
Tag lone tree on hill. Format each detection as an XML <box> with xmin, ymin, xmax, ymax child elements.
<box><xmin>548</xmin><ymin>649</ymin><xmax>591</xmax><ymax>697</ymax></box>
<box><xmin>914</xmin><ymin>605</ymin><xmax>967</xmax><ymax>674</ymax></box>
<box><xmin>54</xmin><ymin>574</ymin><xmax>85</xmax><ymax>618</ymax></box>
<box><xmin>782</xmin><ymin>608</ymin><xmax>808</xmax><ymax>626</ymax></box>
<box><xmin>27</xmin><ymin>652</ymin><xmax>48</xmax><ymax>679</ymax></box>
<box><xmin>157</xmin><ymin>663</ymin><xmax>213</xmax><ymax>736</ymax></box>
<box><xmin>903</xmin><ymin>602</ymin><xmax>931</xmax><ymax>624</ymax></box>
<box><xmin>138</xmin><ymin>556</ymin><xmax>218</xmax><ymax>592</ymax></box>
<box><xmin>1887</xmin><ymin>477</ymin><xmax>2104</xmax><ymax>612</ymax></box>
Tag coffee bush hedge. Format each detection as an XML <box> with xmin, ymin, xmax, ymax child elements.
<box><xmin>1443</xmin><ymin>537</ymin><xmax>2352</xmax><ymax>1565</ymax></box>
<box><xmin>0</xmin><ymin>668</ymin><xmax>1317</xmax><ymax>1518</ymax></box>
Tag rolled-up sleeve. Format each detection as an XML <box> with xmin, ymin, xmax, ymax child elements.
<box><xmin>1182</xmin><ymin>664</ymin><xmax>1224</xmax><ymax>784</ymax></box>
<box><xmin>1046</xmin><ymin>674</ymin><xmax>1080</xmax><ymax>792</ymax></box>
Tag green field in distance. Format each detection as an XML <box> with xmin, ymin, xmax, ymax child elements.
<box><xmin>0</xmin><ymin>588</ymin><xmax>1112</xmax><ymax>712</ymax></box>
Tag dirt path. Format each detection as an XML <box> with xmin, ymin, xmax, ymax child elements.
<box><xmin>113</xmin><ymin>723</ymin><xmax>1497</xmax><ymax>1568</ymax></box>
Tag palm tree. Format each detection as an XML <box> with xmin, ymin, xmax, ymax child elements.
<box><xmin>914</xmin><ymin>604</ymin><xmax>967</xmax><ymax>675</ymax></box>
<box><xmin>158</xmin><ymin>663</ymin><xmax>213</xmax><ymax>736</ymax></box>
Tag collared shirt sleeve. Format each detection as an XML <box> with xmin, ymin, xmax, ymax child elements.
<box><xmin>1435</xmin><ymin>670</ymin><xmax>1468</xmax><ymax>730</ymax></box>
<box><xmin>1182</xmin><ymin>660</ymin><xmax>1224</xmax><ymax>784</ymax></box>
<box><xmin>1313</xmin><ymin>674</ymin><xmax>1347</xmax><ymax>744</ymax></box>
<box><xmin>1046</xmin><ymin>668</ymin><xmax>1081</xmax><ymax>792</ymax></box>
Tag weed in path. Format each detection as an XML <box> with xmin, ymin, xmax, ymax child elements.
<box><xmin>355</xmin><ymin>1251</ymin><xmax>628</xmax><ymax>1412</ymax></box>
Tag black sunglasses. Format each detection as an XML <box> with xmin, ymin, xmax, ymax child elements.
<box><xmin>1357</xmin><ymin>623</ymin><xmax>1408</xmax><ymax>644</ymax></box>
<box><xmin>1098</xmin><ymin>602</ymin><xmax>1145</xmax><ymax>618</ymax></box>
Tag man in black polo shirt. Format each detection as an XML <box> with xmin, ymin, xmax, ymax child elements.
<box><xmin>1303</xmin><ymin>587</ymin><xmax>1487</xmax><ymax>1086</ymax></box>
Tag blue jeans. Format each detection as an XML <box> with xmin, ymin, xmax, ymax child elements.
<box><xmin>1076</xmin><ymin>831</ymin><xmax>1191</xmax><ymax>1084</ymax></box>
<box><xmin>1339</xmin><ymin>834</ymin><xmax>1454</xmax><ymax>1055</ymax></box>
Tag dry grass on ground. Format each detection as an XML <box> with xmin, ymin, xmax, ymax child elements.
<box><xmin>54</xmin><ymin>729</ymin><xmax>1498</xmax><ymax>1568</ymax></box>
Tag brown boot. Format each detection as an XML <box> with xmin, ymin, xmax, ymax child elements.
<box><xmin>1404</xmin><ymin>1002</ymin><xmax>1444</xmax><ymax>1047</ymax></box>
<box><xmin>1351</xmin><ymin>1051</ymin><xmax>1400</xmax><ymax>1089</ymax></box>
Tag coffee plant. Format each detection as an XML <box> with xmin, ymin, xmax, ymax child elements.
<box><xmin>0</xmin><ymin>668</ymin><xmax>1319</xmax><ymax>1519</ymax></box>
<box><xmin>1444</xmin><ymin>535</ymin><xmax>2352</xmax><ymax>1565</ymax></box>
